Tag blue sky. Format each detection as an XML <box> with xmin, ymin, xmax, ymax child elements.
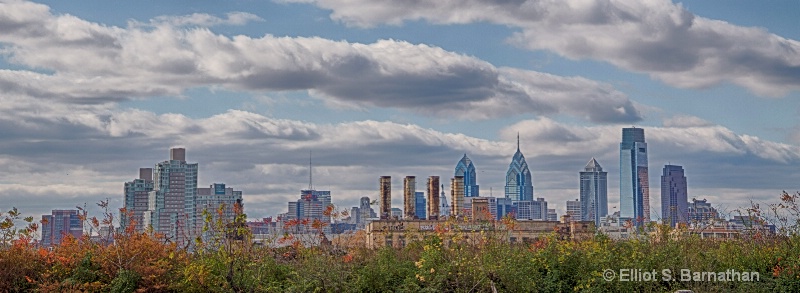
<box><xmin>1</xmin><ymin>0</ymin><xmax>799</xmax><ymax>222</ymax></box>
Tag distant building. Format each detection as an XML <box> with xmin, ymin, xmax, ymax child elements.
<box><xmin>471</xmin><ymin>197</ymin><xmax>495</xmax><ymax>221</ymax></box>
<box><xmin>514</xmin><ymin>198</ymin><xmax>548</xmax><ymax>220</ymax></box>
<box><xmin>414</xmin><ymin>192</ymin><xmax>426</xmax><ymax>220</ymax></box>
<box><xmin>505</xmin><ymin>134</ymin><xmax>533</xmax><ymax>201</ymax></box>
<box><xmin>391</xmin><ymin>208</ymin><xmax>402</xmax><ymax>220</ymax></box>
<box><xmin>688</xmin><ymin>198</ymin><xmax>720</xmax><ymax>224</ymax></box>
<box><xmin>144</xmin><ymin>148</ymin><xmax>199</xmax><ymax>245</ymax></box>
<box><xmin>403</xmin><ymin>176</ymin><xmax>416</xmax><ymax>220</ymax></box>
<box><xmin>661</xmin><ymin>165</ymin><xmax>688</xmax><ymax>227</ymax></box>
<box><xmin>379</xmin><ymin>176</ymin><xmax>391</xmax><ymax>220</ymax></box>
<box><xmin>566</xmin><ymin>199</ymin><xmax>581</xmax><ymax>221</ymax></box>
<box><xmin>455</xmin><ymin>154</ymin><xmax>480</xmax><ymax>197</ymax></box>
<box><xmin>426</xmin><ymin>177</ymin><xmax>440</xmax><ymax>220</ymax></box>
<box><xmin>439</xmin><ymin>184</ymin><xmax>450</xmax><ymax>218</ymax></box>
<box><xmin>41</xmin><ymin>210</ymin><xmax>83</xmax><ymax>247</ymax></box>
<box><xmin>195</xmin><ymin>183</ymin><xmax>243</xmax><ymax>229</ymax></box>
<box><xmin>122</xmin><ymin>168</ymin><xmax>154</xmax><ymax>232</ymax></box>
<box><xmin>547</xmin><ymin>209</ymin><xmax>558</xmax><ymax>221</ymax></box>
<box><xmin>619</xmin><ymin>127</ymin><xmax>650</xmax><ymax>226</ymax></box>
<box><xmin>451</xmin><ymin>176</ymin><xmax>465</xmax><ymax>217</ymax></box>
<box><xmin>496</xmin><ymin>197</ymin><xmax>514</xmax><ymax>220</ymax></box>
<box><xmin>580</xmin><ymin>158</ymin><xmax>608</xmax><ymax>226</ymax></box>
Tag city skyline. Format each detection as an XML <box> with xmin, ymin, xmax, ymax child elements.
<box><xmin>0</xmin><ymin>1</ymin><xmax>799</xmax><ymax>222</ymax></box>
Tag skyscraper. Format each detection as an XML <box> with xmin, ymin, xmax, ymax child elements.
<box><xmin>415</xmin><ymin>191</ymin><xmax>426</xmax><ymax>220</ymax></box>
<box><xmin>450</xmin><ymin>176</ymin><xmax>465</xmax><ymax>217</ymax></box>
<box><xmin>123</xmin><ymin>168</ymin><xmax>154</xmax><ymax>232</ymax></box>
<box><xmin>144</xmin><ymin>148</ymin><xmax>199</xmax><ymax>245</ymax></box>
<box><xmin>455</xmin><ymin>154</ymin><xmax>479</xmax><ymax>197</ymax></box>
<box><xmin>41</xmin><ymin>209</ymin><xmax>83</xmax><ymax>247</ymax></box>
<box><xmin>426</xmin><ymin>176</ymin><xmax>440</xmax><ymax>220</ymax></box>
<box><xmin>580</xmin><ymin>158</ymin><xmax>608</xmax><ymax>226</ymax></box>
<box><xmin>404</xmin><ymin>176</ymin><xmax>416</xmax><ymax>220</ymax></box>
<box><xmin>661</xmin><ymin>165</ymin><xmax>688</xmax><ymax>227</ymax></box>
<box><xmin>619</xmin><ymin>127</ymin><xmax>650</xmax><ymax>225</ymax></box>
<box><xmin>379</xmin><ymin>176</ymin><xmax>391</xmax><ymax>220</ymax></box>
<box><xmin>505</xmin><ymin>134</ymin><xmax>533</xmax><ymax>201</ymax></box>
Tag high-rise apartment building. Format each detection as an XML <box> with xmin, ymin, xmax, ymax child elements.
<box><xmin>450</xmin><ymin>176</ymin><xmax>465</xmax><ymax>217</ymax></box>
<box><xmin>580</xmin><ymin>158</ymin><xmax>608</xmax><ymax>226</ymax></box>
<box><xmin>403</xmin><ymin>176</ymin><xmax>416</xmax><ymax>220</ymax></box>
<box><xmin>41</xmin><ymin>210</ymin><xmax>83</xmax><ymax>247</ymax></box>
<box><xmin>688</xmin><ymin>198</ymin><xmax>720</xmax><ymax>224</ymax></box>
<box><xmin>196</xmin><ymin>183</ymin><xmax>243</xmax><ymax>223</ymax></box>
<box><xmin>379</xmin><ymin>176</ymin><xmax>391</xmax><ymax>220</ymax></box>
<box><xmin>505</xmin><ymin>135</ymin><xmax>533</xmax><ymax>201</ymax></box>
<box><xmin>123</xmin><ymin>168</ymin><xmax>154</xmax><ymax>232</ymax></box>
<box><xmin>661</xmin><ymin>165</ymin><xmax>688</xmax><ymax>227</ymax></box>
<box><xmin>426</xmin><ymin>176</ymin><xmax>440</xmax><ymax>220</ymax></box>
<box><xmin>620</xmin><ymin>127</ymin><xmax>650</xmax><ymax>225</ymax></box>
<box><xmin>414</xmin><ymin>192</ymin><xmax>426</xmax><ymax>220</ymax></box>
<box><xmin>455</xmin><ymin>154</ymin><xmax>480</xmax><ymax>197</ymax></box>
<box><xmin>144</xmin><ymin>148</ymin><xmax>198</xmax><ymax>245</ymax></box>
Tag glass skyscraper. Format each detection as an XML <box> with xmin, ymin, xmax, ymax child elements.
<box><xmin>414</xmin><ymin>191</ymin><xmax>426</xmax><ymax>219</ymax></box>
<box><xmin>455</xmin><ymin>154</ymin><xmax>479</xmax><ymax>197</ymax></box>
<box><xmin>619</xmin><ymin>127</ymin><xmax>650</xmax><ymax>225</ymax></box>
<box><xmin>661</xmin><ymin>165</ymin><xmax>688</xmax><ymax>227</ymax></box>
<box><xmin>505</xmin><ymin>135</ymin><xmax>533</xmax><ymax>201</ymax></box>
<box><xmin>580</xmin><ymin>158</ymin><xmax>608</xmax><ymax>226</ymax></box>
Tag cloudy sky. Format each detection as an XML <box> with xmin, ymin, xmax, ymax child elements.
<box><xmin>1</xmin><ymin>0</ymin><xmax>798</xmax><ymax>222</ymax></box>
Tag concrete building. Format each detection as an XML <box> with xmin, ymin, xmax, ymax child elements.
<box><xmin>403</xmin><ymin>176</ymin><xmax>416</xmax><ymax>220</ymax></box>
<box><xmin>455</xmin><ymin>154</ymin><xmax>480</xmax><ymax>197</ymax></box>
<box><xmin>144</xmin><ymin>148</ymin><xmax>199</xmax><ymax>245</ymax></box>
<box><xmin>580</xmin><ymin>158</ymin><xmax>608</xmax><ymax>226</ymax></box>
<box><xmin>195</xmin><ymin>183</ymin><xmax>243</xmax><ymax>230</ymax></box>
<box><xmin>122</xmin><ymin>168</ymin><xmax>154</xmax><ymax>232</ymax></box>
<box><xmin>620</xmin><ymin>127</ymin><xmax>650</xmax><ymax>226</ymax></box>
<box><xmin>426</xmin><ymin>176</ymin><xmax>440</xmax><ymax>220</ymax></box>
<box><xmin>415</xmin><ymin>192</ymin><xmax>426</xmax><ymax>220</ymax></box>
<box><xmin>450</xmin><ymin>176</ymin><xmax>465</xmax><ymax>218</ymax></box>
<box><xmin>688</xmin><ymin>198</ymin><xmax>720</xmax><ymax>224</ymax></box>
<box><xmin>379</xmin><ymin>176</ymin><xmax>392</xmax><ymax>220</ymax></box>
<box><xmin>505</xmin><ymin>134</ymin><xmax>533</xmax><ymax>201</ymax></box>
<box><xmin>41</xmin><ymin>210</ymin><xmax>83</xmax><ymax>247</ymax></box>
<box><xmin>471</xmin><ymin>197</ymin><xmax>493</xmax><ymax>221</ymax></box>
<box><xmin>366</xmin><ymin>219</ymin><xmax>595</xmax><ymax>249</ymax></box>
<box><xmin>661</xmin><ymin>165</ymin><xmax>688</xmax><ymax>227</ymax></box>
<box><xmin>547</xmin><ymin>209</ymin><xmax>558</xmax><ymax>221</ymax></box>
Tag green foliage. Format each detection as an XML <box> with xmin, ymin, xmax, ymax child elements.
<box><xmin>109</xmin><ymin>269</ymin><xmax>141</xmax><ymax>293</ymax></box>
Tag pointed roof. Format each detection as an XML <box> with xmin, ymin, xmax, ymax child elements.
<box><xmin>584</xmin><ymin>157</ymin><xmax>603</xmax><ymax>172</ymax></box>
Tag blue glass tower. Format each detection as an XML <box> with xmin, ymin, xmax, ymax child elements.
<box><xmin>620</xmin><ymin>128</ymin><xmax>650</xmax><ymax>225</ymax></box>
<box><xmin>505</xmin><ymin>134</ymin><xmax>533</xmax><ymax>201</ymax></box>
<box><xmin>580</xmin><ymin>158</ymin><xmax>608</xmax><ymax>226</ymax></box>
<box><xmin>661</xmin><ymin>165</ymin><xmax>688</xmax><ymax>227</ymax></box>
<box><xmin>455</xmin><ymin>154</ymin><xmax>480</xmax><ymax>197</ymax></box>
<box><xmin>415</xmin><ymin>191</ymin><xmax>426</xmax><ymax>219</ymax></box>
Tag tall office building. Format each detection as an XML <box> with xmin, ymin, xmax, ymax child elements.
<box><xmin>450</xmin><ymin>176</ymin><xmax>465</xmax><ymax>217</ymax></box>
<box><xmin>123</xmin><ymin>168</ymin><xmax>154</xmax><ymax>232</ymax></box>
<box><xmin>580</xmin><ymin>158</ymin><xmax>608</xmax><ymax>226</ymax></box>
<box><xmin>379</xmin><ymin>176</ymin><xmax>392</xmax><ymax>220</ymax></box>
<box><xmin>661</xmin><ymin>165</ymin><xmax>688</xmax><ymax>227</ymax></box>
<box><xmin>688</xmin><ymin>198</ymin><xmax>720</xmax><ymax>224</ymax></box>
<box><xmin>505</xmin><ymin>134</ymin><xmax>533</xmax><ymax>201</ymax></box>
<box><xmin>145</xmin><ymin>148</ymin><xmax>199</xmax><ymax>245</ymax></box>
<box><xmin>415</xmin><ymin>191</ymin><xmax>426</xmax><ymax>220</ymax></box>
<box><xmin>455</xmin><ymin>154</ymin><xmax>480</xmax><ymax>197</ymax></box>
<box><xmin>426</xmin><ymin>176</ymin><xmax>440</xmax><ymax>220</ymax></box>
<box><xmin>566</xmin><ymin>199</ymin><xmax>581</xmax><ymax>221</ymax></box>
<box><xmin>403</xmin><ymin>176</ymin><xmax>416</xmax><ymax>220</ymax></box>
<box><xmin>41</xmin><ymin>210</ymin><xmax>83</xmax><ymax>247</ymax></box>
<box><xmin>619</xmin><ymin>127</ymin><xmax>650</xmax><ymax>225</ymax></box>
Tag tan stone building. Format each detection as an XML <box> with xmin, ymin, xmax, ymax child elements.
<box><xmin>365</xmin><ymin>218</ymin><xmax>595</xmax><ymax>249</ymax></box>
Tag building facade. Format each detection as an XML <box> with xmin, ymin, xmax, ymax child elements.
<box><xmin>41</xmin><ymin>210</ymin><xmax>83</xmax><ymax>247</ymax></box>
<box><xmin>450</xmin><ymin>176</ymin><xmax>465</xmax><ymax>217</ymax></box>
<box><xmin>123</xmin><ymin>168</ymin><xmax>154</xmax><ymax>232</ymax></box>
<box><xmin>379</xmin><ymin>176</ymin><xmax>392</xmax><ymax>220</ymax></box>
<box><xmin>415</xmin><ymin>192</ymin><xmax>426</xmax><ymax>220</ymax></box>
<box><xmin>688</xmin><ymin>198</ymin><xmax>720</xmax><ymax>224</ymax></box>
<box><xmin>505</xmin><ymin>135</ymin><xmax>533</xmax><ymax>201</ymax></box>
<box><xmin>426</xmin><ymin>176</ymin><xmax>440</xmax><ymax>220</ymax></box>
<box><xmin>580</xmin><ymin>158</ymin><xmax>608</xmax><ymax>226</ymax></box>
<box><xmin>404</xmin><ymin>176</ymin><xmax>416</xmax><ymax>220</ymax></box>
<box><xmin>455</xmin><ymin>154</ymin><xmax>480</xmax><ymax>197</ymax></box>
<box><xmin>661</xmin><ymin>165</ymin><xmax>688</xmax><ymax>227</ymax></box>
<box><xmin>566</xmin><ymin>199</ymin><xmax>581</xmax><ymax>221</ymax></box>
<box><xmin>619</xmin><ymin>127</ymin><xmax>650</xmax><ymax>225</ymax></box>
<box><xmin>144</xmin><ymin>148</ymin><xmax>199</xmax><ymax>245</ymax></box>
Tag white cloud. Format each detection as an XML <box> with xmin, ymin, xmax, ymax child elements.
<box><xmin>289</xmin><ymin>0</ymin><xmax>800</xmax><ymax>96</ymax></box>
<box><xmin>0</xmin><ymin>1</ymin><xmax>642</xmax><ymax>122</ymax></box>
